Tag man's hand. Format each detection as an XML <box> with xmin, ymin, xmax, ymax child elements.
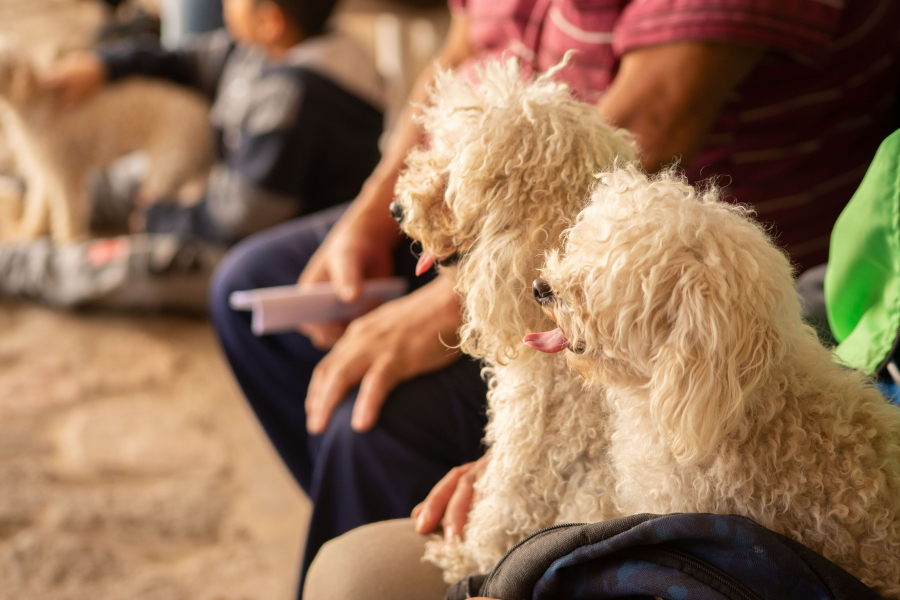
<box><xmin>297</xmin><ymin>14</ymin><xmax>473</xmax><ymax>349</ymax></box>
<box><xmin>43</xmin><ymin>52</ymin><xmax>108</xmax><ymax>111</ymax></box>
<box><xmin>412</xmin><ymin>452</ymin><xmax>490</xmax><ymax>541</ymax></box>
<box><xmin>300</xmin><ymin>12</ymin><xmax>475</xmax><ymax>428</ymax></box>
<box><xmin>305</xmin><ymin>274</ymin><xmax>463</xmax><ymax>433</ymax></box>
<box><xmin>297</xmin><ymin>181</ymin><xmax>402</xmax><ymax>349</ymax></box>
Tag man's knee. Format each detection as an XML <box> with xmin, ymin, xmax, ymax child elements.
<box><xmin>315</xmin><ymin>401</ymin><xmax>401</xmax><ymax>472</ymax></box>
<box><xmin>313</xmin><ymin>401</ymin><xmax>363</xmax><ymax>466</ymax></box>
<box><xmin>304</xmin><ymin>519</ymin><xmax>447</xmax><ymax>600</ymax></box>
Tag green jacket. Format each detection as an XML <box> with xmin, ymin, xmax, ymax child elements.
<box><xmin>825</xmin><ymin>129</ymin><xmax>900</xmax><ymax>374</ymax></box>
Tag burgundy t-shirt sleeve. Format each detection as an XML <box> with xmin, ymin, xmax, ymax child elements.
<box><xmin>613</xmin><ymin>0</ymin><xmax>843</xmax><ymax>62</ymax></box>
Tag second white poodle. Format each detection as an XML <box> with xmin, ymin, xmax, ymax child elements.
<box><xmin>527</xmin><ymin>167</ymin><xmax>900</xmax><ymax>598</ymax></box>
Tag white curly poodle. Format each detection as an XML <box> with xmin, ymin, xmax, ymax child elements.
<box><xmin>526</xmin><ymin>166</ymin><xmax>900</xmax><ymax>597</ymax></box>
<box><xmin>391</xmin><ymin>57</ymin><xmax>635</xmax><ymax>581</ymax></box>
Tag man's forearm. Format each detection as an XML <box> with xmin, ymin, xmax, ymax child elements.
<box><xmin>597</xmin><ymin>42</ymin><xmax>763</xmax><ymax>172</ymax></box>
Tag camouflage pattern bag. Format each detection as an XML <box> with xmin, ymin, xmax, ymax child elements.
<box><xmin>448</xmin><ymin>513</ymin><xmax>881</xmax><ymax>600</ymax></box>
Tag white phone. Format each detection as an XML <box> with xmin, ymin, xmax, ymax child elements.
<box><xmin>229</xmin><ymin>278</ymin><xmax>409</xmax><ymax>336</ymax></box>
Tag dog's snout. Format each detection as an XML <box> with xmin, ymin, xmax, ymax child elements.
<box><xmin>389</xmin><ymin>201</ymin><xmax>405</xmax><ymax>225</ymax></box>
<box><xmin>533</xmin><ymin>279</ymin><xmax>554</xmax><ymax>303</ymax></box>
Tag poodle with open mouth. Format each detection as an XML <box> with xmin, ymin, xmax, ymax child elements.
<box><xmin>390</xmin><ymin>57</ymin><xmax>635</xmax><ymax>581</ymax></box>
<box><xmin>526</xmin><ymin>166</ymin><xmax>900</xmax><ymax>597</ymax></box>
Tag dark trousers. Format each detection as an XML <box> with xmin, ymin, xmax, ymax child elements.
<box><xmin>146</xmin><ymin>199</ymin><xmax>232</xmax><ymax>245</ymax></box>
<box><xmin>207</xmin><ymin>204</ymin><xmax>488</xmax><ymax>597</ymax></box>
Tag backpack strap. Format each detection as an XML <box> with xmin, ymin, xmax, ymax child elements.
<box><xmin>468</xmin><ymin>514</ymin><xmax>881</xmax><ymax>600</ymax></box>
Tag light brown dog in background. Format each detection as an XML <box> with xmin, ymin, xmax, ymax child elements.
<box><xmin>0</xmin><ymin>50</ymin><xmax>213</xmax><ymax>242</ymax></box>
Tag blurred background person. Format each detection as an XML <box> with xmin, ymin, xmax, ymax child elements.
<box><xmin>160</xmin><ymin>0</ymin><xmax>224</xmax><ymax>47</ymax></box>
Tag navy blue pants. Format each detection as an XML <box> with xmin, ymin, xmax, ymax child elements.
<box><xmin>207</xmin><ymin>204</ymin><xmax>488</xmax><ymax>597</ymax></box>
<box><xmin>146</xmin><ymin>199</ymin><xmax>231</xmax><ymax>245</ymax></box>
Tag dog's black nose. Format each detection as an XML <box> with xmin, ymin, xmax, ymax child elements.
<box><xmin>533</xmin><ymin>279</ymin><xmax>553</xmax><ymax>303</ymax></box>
<box><xmin>389</xmin><ymin>201</ymin><xmax>405</xmax><ymax>225</ymax></box>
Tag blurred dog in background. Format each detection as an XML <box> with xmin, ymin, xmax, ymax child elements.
<box><xmin>0</xmin><ymin>49</ymin><xmax>212</xmax><ymax>242</ymax></box>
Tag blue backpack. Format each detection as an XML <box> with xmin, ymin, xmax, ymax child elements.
<box><xmin>448</xmin><ymin>513</ymin><xmax>882</xmax><ymax>600</ymax></box>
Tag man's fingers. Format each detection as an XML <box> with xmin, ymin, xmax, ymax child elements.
<box><xmin>329</xmin><ymin>250</ymin><xmax>362</xmax><ymax>303</ymax></box>
<box><xmin>306</xmin><ymin>364</ymin><xmax>347</xmax><ymax>433</ymax></box>
<box><xmin>414</xmin><ymin>464</ymin><xmax>470</xmax><ymax>534</ymax></box>
<box><xmin>296</xmin><ymin>252</ymin><xmax>346</xmax><ymax>348</ymax></box>
<box><xmin>306</xmin><ymin>352</ymin><xmax>368</xmax><ymax>434</ymax></box>
<box><xmin>297</xmin><ymin>260</ymin><xmax>325</xmax><ymax>285</ymax></box>
<box><xmin>351</xmin><ymin>358</ymin><xmax>398</xmax><ymax>431</ymax></box>
<box><xmin>443</xmin><ymin>469</ymin><xmax>477</xmax><ymax>541</ymax></box>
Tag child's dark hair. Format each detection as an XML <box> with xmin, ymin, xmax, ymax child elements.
<box><xmin>257</xmin><ymin>0</ymin><xmax>338</xmax><ymax>37</ymax></box>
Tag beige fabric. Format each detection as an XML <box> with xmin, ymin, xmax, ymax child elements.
<box><xmin>304</xmin><ymin>519</ymin><xmax>449</xmax><ymax>600</ymax></box>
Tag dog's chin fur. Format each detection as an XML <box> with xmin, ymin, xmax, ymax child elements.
<box><xmin>394</xmin><ymin>57</ymin><xmax>636</xmax><ymax>581</ymax></box>
<box><xmin>538</xmin><ymin>166</ymin><xmax>900</xmax><ymax>597</ymax></box>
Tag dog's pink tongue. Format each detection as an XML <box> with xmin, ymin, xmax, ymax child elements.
<box><xmin>415</xmin><ymin>252</ymin><xmax>436</xmax><ymax>276</ymax></box>
<box><xmin>523</xmin><ymin>328</ymin><xmax>569</xmax><ymax>353</ymax></box>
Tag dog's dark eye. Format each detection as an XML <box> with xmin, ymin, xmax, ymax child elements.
<box><xmin>389</xmin><ymin>201</ymin><xmax>405</xmax><ymax>225</ymax></box>
<box><xmin>568</xmin><ymin>341</ymin><xmax>586</xmax><ymax>354</ymax></box>
<box><xmin>533</xmin><ymin>279</ymin><xmax>554</xmax><ymax>303</ymax></box>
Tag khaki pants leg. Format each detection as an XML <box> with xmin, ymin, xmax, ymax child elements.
<box><xmin>304</xmin><ymin>519</ymin><xmax>449</xmax><ymax>600</ymax></box>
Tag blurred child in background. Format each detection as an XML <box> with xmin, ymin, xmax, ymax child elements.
<box><xmin>49</xmin><ymin>0</ymin><xmax>385</xmax><ymax>245</ymax></box>
<box><xmin>0</xmin><ymin>0</ymin><xmax>385</xmax><ymax>311</ymax></box>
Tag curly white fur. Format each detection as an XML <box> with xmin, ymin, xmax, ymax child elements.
<box><xmin>393</xmin><ymin>57</ymin><xmax>635</xmax><ymax>580</ymax></box>
<box><xmin>539</xmin><ymin>166</ymin><xmax>900</xmax><ymax>598</ymax></box>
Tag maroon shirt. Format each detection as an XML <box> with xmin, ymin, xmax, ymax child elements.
<box><xmin>451</xmin><ymin>0</ymin><xmax>900</xmax><ymax>271</ymax></box>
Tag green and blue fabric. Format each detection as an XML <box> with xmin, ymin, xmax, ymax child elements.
<box><xmin>825</xmin><ymin>129</ymin><xmax>900</xmax><ymax>380</ymax></box>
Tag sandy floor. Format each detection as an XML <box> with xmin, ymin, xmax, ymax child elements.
<box><xmin>0</xmin><ymin>303</ymin><xmax>310</xmax><ymax>600</ymax></box>
<box><xmin>0</xmin><ymin>2</ymin><xmax>311</xmax><ymax>599</ymax></box>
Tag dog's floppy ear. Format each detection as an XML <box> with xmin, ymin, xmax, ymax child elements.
<box><xmin>649</xmin><ymin>258</ymin><xmax>777</xmax><ymax>465</ymax></box>
<box><xmin>457</xmin><ymin>226</ymin><xmax>547</xmax><ymax>363</ymax></box>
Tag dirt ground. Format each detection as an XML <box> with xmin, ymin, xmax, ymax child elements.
<box><xmin>0</xmin><ymin>303</ymin><xmax>310</xmax><ymax>600</ymax></box>
<box><xmin>0</xmin><ymin>2</ymin><xmax>311</xmax><ymax>599</ymax></box>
